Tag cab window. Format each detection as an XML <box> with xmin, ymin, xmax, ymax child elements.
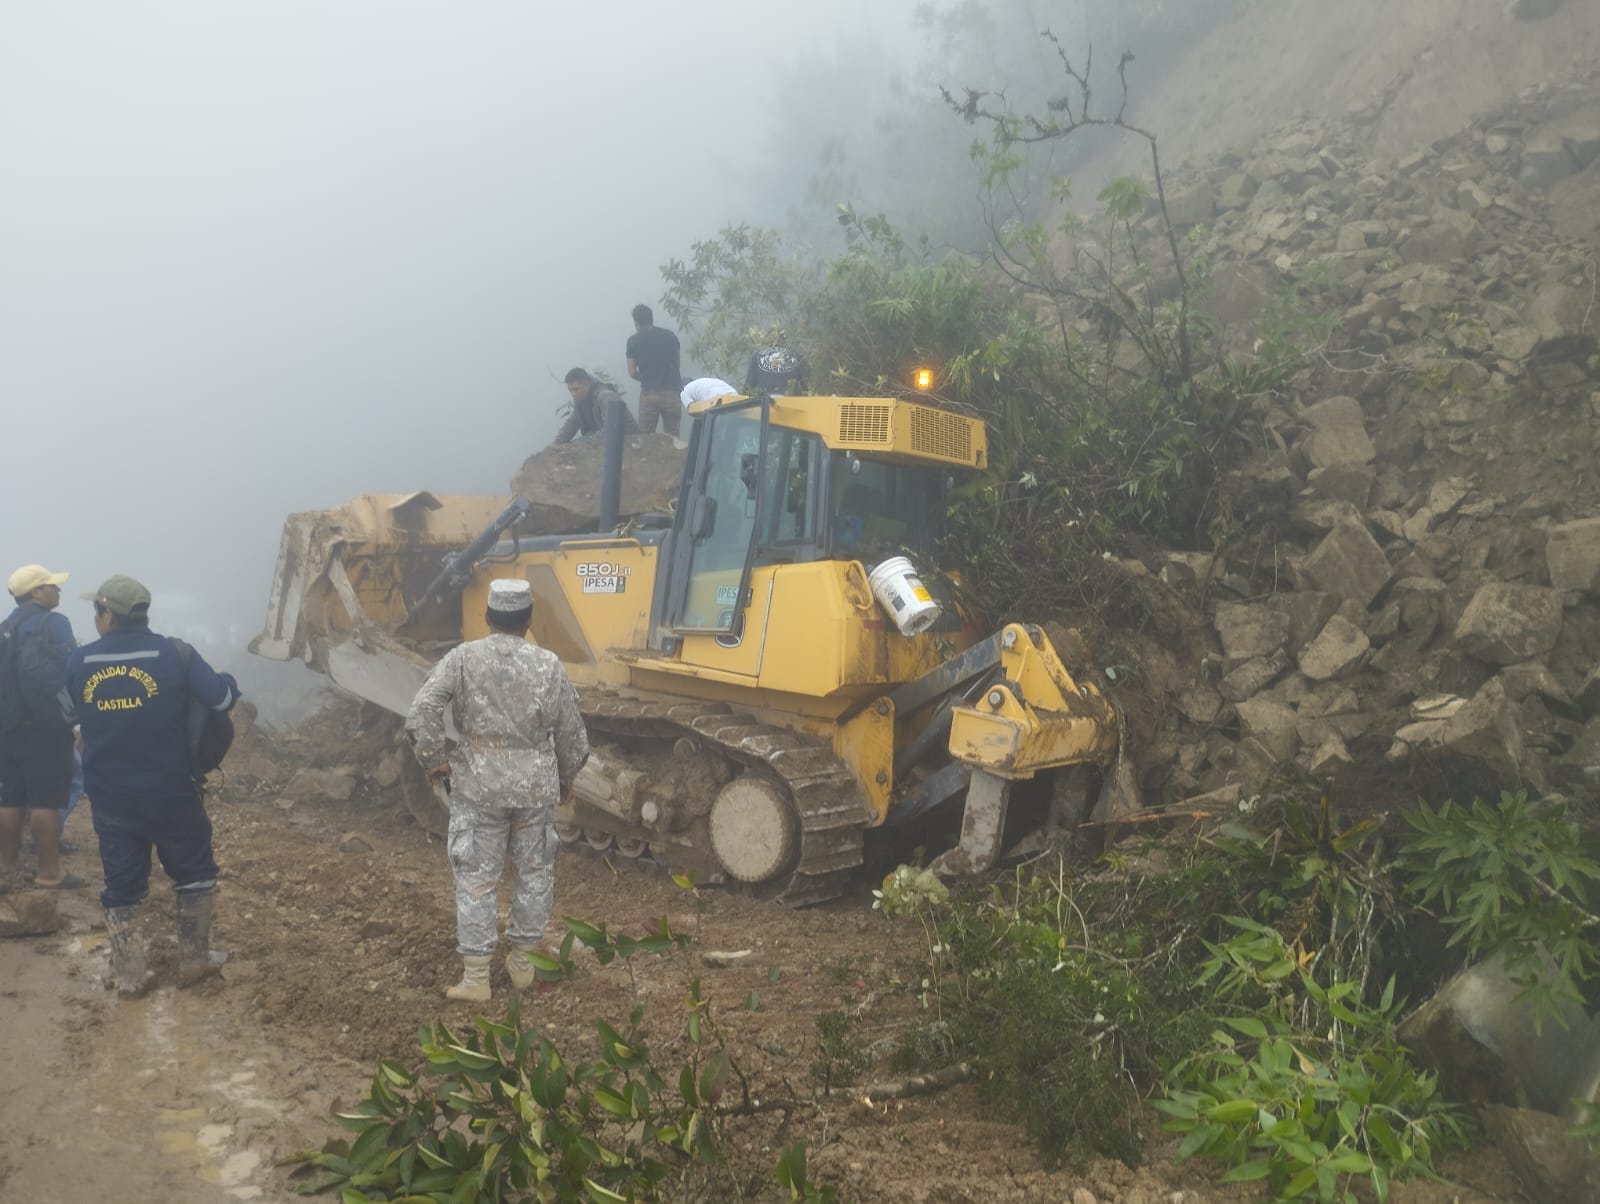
<box><xmin>829</xmin><ymin>455</ymin><xmax>943</xmax><ymax>559</ymax></box>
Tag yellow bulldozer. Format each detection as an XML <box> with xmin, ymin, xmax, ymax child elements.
<box><xmin>252</xmin><ymin>385</ymin><xmax>1118</xmax><ymax>904</ymax></box>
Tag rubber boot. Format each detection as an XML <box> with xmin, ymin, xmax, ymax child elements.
<box><xmin>506</xmin><ymin>945</ymin><xmax>538</xmax><ymax>992</ymax></box>
<box><xmin>104</xmin><ymin>905</ymin><xmax>152</xmax><ymax>999</ymax></box>
<box><xmin>447</xmin><ymin>954</ymin><xmax>493</xmax><ymax>1003</ymax></box>
<box><xmin>175</xmin><ymin>890</ymin><xmax>228</xmax><ymax>986</ymax></box>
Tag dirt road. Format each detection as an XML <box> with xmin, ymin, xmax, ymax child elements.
<box><xmin>0</xmin><ymin>771</ymin><xmax>1517</xmax><ymax>1202</ymax></box>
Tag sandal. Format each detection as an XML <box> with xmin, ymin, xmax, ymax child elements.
<box><xmin>33</xmin><ymin>872</ymin><xmax>88</xmax><ymax>890</ymax></box>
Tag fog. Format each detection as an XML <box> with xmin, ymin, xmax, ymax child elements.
<box><xmin>0</xmin><ymin>1</ymin><xmax>913</xmax><ymax>703</ymax></box>
<box><xmin>1</xmin><ymin>0</ymin><xmax>1215</xmax><ymax>715</ymax></box>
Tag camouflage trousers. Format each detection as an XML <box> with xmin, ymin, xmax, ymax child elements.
<box><xmin>446</xmin><ymin>798</ymin><xmax>558</xmax><ymax>957</ymax></box>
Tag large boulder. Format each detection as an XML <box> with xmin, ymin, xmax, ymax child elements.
<box><xmin>1235</xmin><ymin>697</ymin><xmax>1300</xmax><ymax>763</ymax></box>
<box><xmin>1297</xmin><ymin>615</ymin><xmax>1371</xmax><ymax>681</ymax></box>
<box><xmin>1213</xmin><ymin>602</ymin><xmax>1291</xmax><ymax>665</ymax></box>
<box><xmin>1399</xmin><ymin>951</ymin><xmax>1597</xmax><ymax>1115</ymax></box>
<box><xmin>509</xmin><ymin>433</ymin><xmax>686</xmax><ymax>534</ymax></box>
<box><xmin>1482</xmin><ymin>1106</ymin><xmax>1600</xmax><ymax>1204</ymax></box>
<box><xmin>1298</xmin><ymin>521</ymin><xmax>1393</xmax><ymax>608</ymax></box>
<box><xmin>1390</xmin><ymin>679</ymin><xmax>1527</xmax><ymax>786</ymax></box>
<box><xmin>1298</xmin><ymin>396</ymin><xmax>1376</xmax><ymax>469</ymax></box>
<box><xmin>1454</xmin><ymin>581</ymin><xmax>1564</xmax><ymax>665</ymax></box>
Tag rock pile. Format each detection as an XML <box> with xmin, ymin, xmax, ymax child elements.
<box><xmin>508</xmin><ymin>432</ymin><xmax>685</xmax><ymax>533</ymax></box>
<box><xmin>1107</xmin><ymin>62</ymin><xmax>1600</xmax><ymax>812</ymax></box>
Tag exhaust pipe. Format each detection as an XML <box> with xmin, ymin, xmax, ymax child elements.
<box><xmin>599</xmin><ymin>397</ymin><xmax>627</xmax><ymax>532</ymax></box>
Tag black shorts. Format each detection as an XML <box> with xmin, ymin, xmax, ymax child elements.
<box><xmin>0</xmin><ymin>725</ymin><xmax>75</xmax><ymax>812</ymax></box>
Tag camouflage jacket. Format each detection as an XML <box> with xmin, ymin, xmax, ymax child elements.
<box><xmin>405</xmin><ymin>633</ymin><xmax>590</xmax><ymax>809</ymax></box>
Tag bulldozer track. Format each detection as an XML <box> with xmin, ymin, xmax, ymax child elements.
<box><xmin>580</xmin><ymin>689</ymin><xmax>867</xmax><ymax>906</ymax></box>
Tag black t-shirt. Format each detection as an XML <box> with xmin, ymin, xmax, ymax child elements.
<box><xmin>625</xmin><ymin>325</ymin><xmax>682</xmax><ymax>392</ymax></box>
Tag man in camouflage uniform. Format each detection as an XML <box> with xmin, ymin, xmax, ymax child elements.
<box><xmin>405</xmin><ymin>578</ymin><xmax>589</xmax><ymax>1002</ymax></box>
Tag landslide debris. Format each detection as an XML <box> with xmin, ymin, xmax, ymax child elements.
<box><xmin>1089</xmin><ymin>61</ymin><xmax>1600</xmax><ymax>815</ymax></box>
<box><xmin>508</xmin><ymin>432</ymin><xmax>685</xmax><ymax>533</ymax></box>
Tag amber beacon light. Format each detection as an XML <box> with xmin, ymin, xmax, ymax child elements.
<box><xmin>913</xmin><ymin>367</ymin><xmax>934</xmax><ymax>391</ymax></box>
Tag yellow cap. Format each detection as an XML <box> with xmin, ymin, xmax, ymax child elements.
<box><xmin>8</xmin><ymin>564</ymin><xmax>68</xmax><ymax>598</ymax></box>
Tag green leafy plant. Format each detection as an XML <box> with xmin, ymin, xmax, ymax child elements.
<box><xmin>1157</xmin><ymin>920</ymin><xmax>1465</xmax><ymax>1202</ymax></box>
<box><xmin>1399</xmin><ymin>792</ymin><xmax>1600</xmax><ymax>1028</ymax></box>
<box><xmin>775</xmin><ymin>1142</ymin><xmax>838</xmax><ymax>1204</ymax></box>
<box><xmin>288</xmin><ymin>914</ymin><xmax>832</xmax><ymax>1203</ymax></box>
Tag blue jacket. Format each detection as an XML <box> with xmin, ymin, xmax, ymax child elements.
<box><xmin>1</xmin><ymin>602</ymin><xmax>77</xmax><ymax>734</ymax></box>
<box><xmin>68</xmin><ymin>624</ymin><xmax>239</xmax><ymax>804</ymax></box>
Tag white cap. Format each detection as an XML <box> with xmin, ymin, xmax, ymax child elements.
<box><xmin>487</xmin><ymin>578</ymin><xmax>533</xmax><ymax>612</ymax></box>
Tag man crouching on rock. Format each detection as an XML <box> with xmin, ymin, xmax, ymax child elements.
<box><xmin>405</xmin><ymin>578</ymin><xmax>589</xmax><ymax>1003</ymax></box>
<box><xmin>68</xmin><ymin>575</ymin><xmax>240</xmax><ymax>997</ymax></box>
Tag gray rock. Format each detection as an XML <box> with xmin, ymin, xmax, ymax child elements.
<box><xmin>338</xmin><ymin>832</ymin><xmax>374</xmax><ymax>855</ymax></box>
<box><xmin>1216</xmin><ymin>172</ymin><xmax>1260</xmax><ymax>209</ymax></box>
<box><xmin>1298</xmin><ymin>615</ymin><xmax>1372</xmax><ymax>681</ymax></box>
<box><xmin>1306</xmin><ymin>463</ymin><xmax>1375</xmax><ymax>508</ymax></box>
<box><xmin>1481</xmin><ymin>1105</ymin><xmax>1600</xmax><ymax>1204</ymax></box>
<box><xmin>1577</xmin><ymin>668</ymin><xmax>1600</xmax><ymax>717</ymax></box>
<box><xmin>372</xmin><ymin>751</ymin><xmax>402</xmax><ymax>790</ymax></box>
<box><xmin>1398</xmin><ymin>206</ymin><xmax>1480</xmax><ymax>262</ymax></box>
<box><xmin>1292</xmin><ymin>497</ymin><xmax>1366</xmax><ymax>536</ymax></box>
<box><xmin>1299</xmin><ymin>521</ymin><xmax>1393</xmax><ymax>608</ymax></box>
<box><xmin>1491</xmin><ymin>326</ymin><xmax>1543</xmax><ymax>362</ymax></box>
<box><xmin>1306</xmin><ymin>733</ymin><xmax>1352</xmax><ymax>775</ymax></box>
<box><xmin>1497</xmin><ymin>661</ymin><xmax>1573</xmax><ymax>706</ymax></box>
<box><xmin>0</xmin><ymin>891</ymin><xmax>59</xmax><ymax>938</ymax></box>
<box><xmin>1165</xmin><ymin>183</ymin><xmax>1216</xmax><ymax>228</ymax></box>
<box><xmin>1267</xmin><ymin>591</ymin><xmax>1342</xmax><ymax>653</ymax></box>
<box><xmin>1523</xmin><ymin>121</ymin><xmax>1582</xmax><ymax>188</ymax></box>
<box><xmin>1401</xmin><ymin>476</ymin><xmax>1474</xmax><ymax>542</ymax></box>
<box><xmin>1235</xmin><ymin>697</ymin><xmax>1301</xmax><ymax>762</ymax></box>
<box><xmin>1300</xmin><ymin>396</ymin><xmax>1376</xmax><ymax>469</ymax></box>
<box><xmin>1399</xmin><ymin>950</ymin><xmax>1596</xmax><ymax>1116</ymax></box>
<box><xmin>1437</xmin><ymin>679</ymin><xmax>1527</xmax><ymax>785</ymax></box>
<box><xmin>284</xmin><ymin>767</ymin><xmax>358</xmax><ymax>805</ymax></box>
<box><xmin>1175</xmin><ymin>685</ymin><xmax>1226</xmax><ymax>725</ymax></box>
<box><xmin>1454</xmin><ymin>581</ymin><xmax>1564</xmax><ymax>665</ymax></box>
<box><xmin>1547</xmin><ymin>518</ymin><xmax>1600</xmax><ymax>594</ymax></box>
<box><xmin>1220</xmin><ymin>653</ymin><xmax>1293</xmax><ymax>703</ymax></box>
<box><xmin>1213</xmin><ymin>602</ymin><xmax>1291</xmax><ymax>665</ymax></box>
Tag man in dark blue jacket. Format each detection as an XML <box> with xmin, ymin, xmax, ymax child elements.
<box><xmin>0</xmin><ymin>563</ymin><xmax>81</xmax><ymax>889</ymax></box>
<box><xmin>68</xmin><ymin>574</ymin><xmax>240</xmax><ymax>997</ymax></box>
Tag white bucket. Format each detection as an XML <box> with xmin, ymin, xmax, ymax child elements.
<box><xmin>866</xmin><ymin>556</ymin><xmax>942</xmax><ymax>637</ymax></box>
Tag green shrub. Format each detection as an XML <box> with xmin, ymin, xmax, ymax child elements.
<box><xmin>1398</xmin><ymin>792</ymin><xmax>1600</xmax><ymax>1028</ymax></box>
<box><xmin>288</xmin><ymin>917</ymin><xmax>832</xmax><ymax>1203</ymax></box>
<box><xmin>1157</xmin><ymin>920</ymin><xmax>1466</xmax><ymax>1203</ymax></box>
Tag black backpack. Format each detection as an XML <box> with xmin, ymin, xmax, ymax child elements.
<box><xmin>0</xmin><ymin>610</ymin><xmax>73</xmax><ymax>733</ymax></box>
<box><xmin>169</xmin><ymin>638</ymin><xmax>236</xmax><ymax>781</ymax></box>
<box><xmin>0</xmin><ymin>613</ymin><xmax>24</xmax><ymax>732</ymax></box>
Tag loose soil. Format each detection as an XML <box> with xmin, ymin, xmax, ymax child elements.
<box><xmin>0</xmin><ymin>755</ymin><xmax>1524</xmax><ymax>1202</ymax></box>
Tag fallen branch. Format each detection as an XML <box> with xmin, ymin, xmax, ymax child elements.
<box><xmin>720</xmin><ymin>1064</ymin><xmax>977</xmax><ymax>1117</ymax></box>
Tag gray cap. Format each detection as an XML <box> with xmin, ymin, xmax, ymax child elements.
<box><xmin>83</xmin><ymin>574</ymin><xmax>152</xmax><ymax>617</ymax></box>
<box><xmin>487</xmin><ymin>579</ymin><xmax>533</xmax><ymax>612</ymax></box>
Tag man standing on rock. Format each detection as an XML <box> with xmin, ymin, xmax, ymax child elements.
<box><xmin>405</xmin><ymin>578</ymin><xmax>589</xmax><ymax>1003</ymax></box>
<box><xmin>625</xmin><ymin>303</ymin><xmax>683</xmax><ymax>437</ymax></box>
<box><xmin>0</xmin><ymin>564</ymin><xmax>82</xmax><ymax>890</ymax></box>
<box><xmin>552</xmin><ymin>368</ymin><xmax>639</xmax><ymax>445</ymax></box>
<box><xmin>67</xmin><ymin>575</ymin><xmax>240</xmax><ymax>997</ymax></box>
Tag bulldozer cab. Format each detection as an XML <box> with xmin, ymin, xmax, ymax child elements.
<box><xmin>660</xmin><ymin>395</ymin><xmax>951</xmax><ymax>638</ymax></box>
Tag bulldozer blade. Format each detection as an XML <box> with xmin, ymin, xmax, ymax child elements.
<box><xmin>930</xmin><ymin>769</ymin><xmax>1011</xmax><ymax>879</ymax></box>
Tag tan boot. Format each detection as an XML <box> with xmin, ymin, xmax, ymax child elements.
<box><xmin>446</xmin><ymin>954</ymin><xmax>493</xmax><ymax>1003</ymax></box>
<box><xmin>506</xmin><ymin>945</ymin><xmax>537</xmax><ymax>992</ymax></box>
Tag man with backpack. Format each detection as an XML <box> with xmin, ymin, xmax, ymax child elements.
<box><xmin>0</xmin><ymin>563</ymin><xmax>83</xmax><ymax>890</ymax></box>
<box><xmin>68</xmin><ymin>574</ymin><xmax>240</xmax><ymax>997</ymax></box>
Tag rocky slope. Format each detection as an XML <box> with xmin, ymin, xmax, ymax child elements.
<box><xmin>1096</xmin><ymin>48</ymin><xmax>1600</xmax><ymax>816</ymax></box>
